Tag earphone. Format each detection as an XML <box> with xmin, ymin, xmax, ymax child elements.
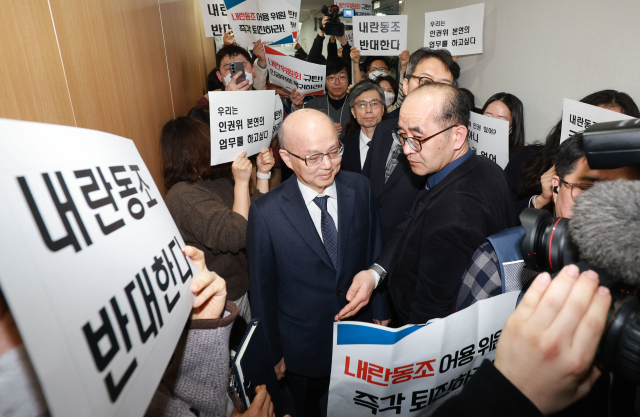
<box><xmin>553</xmin><ymin>186</ymin><xmax>559</xmax><ymax>194</ymax></box>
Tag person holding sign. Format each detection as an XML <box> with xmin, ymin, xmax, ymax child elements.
<box><xmin>349</xmin><ymin>50</ymin><xmax>391</xmax><ymax>84</ymax></box>
<box><xmin>215</xmin><ymin>44</ymin><xmax>269</xmax><ymax>92</ymax></box>
<box><xmin>341</xmin><ymin>80</ymin><xmax>387</xmax><ymax>174</ymax></box>
<box><xmin>162</xmin><ymin>117</ymin><xmax>274</xmax><ymax>325</ymax></box>
<box><xmin>338</xmin><ymin>83</ymin><xmax>515</xmax><ymax>325</ymax></box>
<box><xmin>0</xmin><ymin>248</ymin><xmax>278</xmax><ymax>417</ymax></box>
<box><xmin>481</xmin><ymin>92</ymin><xmax>525</xmax><ymax>158</ymax></box>
<box><xmin>291</xmin><ymin>57</ymin><xmax>352</xmax><ymax>138</ymax></box>
<box><xmin>247</xmin><ymin>108</ymin><xmax>390</xmax><ymax>417</ymax></box>
<box><xmin>506</xmin><ymin>90</ymin><xmax>640</xmax><ymax>217</ymax></box>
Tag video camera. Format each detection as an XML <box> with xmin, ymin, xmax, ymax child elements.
<box><xmin>520</xmin><ymin>119</ymin><xmax>640</xmax><ymax>383</ymax></box>
<box><xmin>320</xmin><ymin>5</ymin><xmax>347</xmax><ymax>36</ymax></box>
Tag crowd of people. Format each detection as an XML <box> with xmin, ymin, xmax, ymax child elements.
<box><xmin>2</xmin><ymin>21</ymin><xmax>639</xmax><ymax>417</ymax></box>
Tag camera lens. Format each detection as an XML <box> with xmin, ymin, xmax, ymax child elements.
<box><xmin>520</xmin><ymin>208</ymin><xmax>579</xmax><ymax>273</ymax></box>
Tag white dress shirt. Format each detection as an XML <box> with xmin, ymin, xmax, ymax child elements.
<box><xmin>359</xmin><ymin>130</ymin><xmax>372</xmax><ymax>169</ymax></box>
<box><xmin>297</xmin><ymin>180</ymin><xmax>338</xmax><ymax>242</ymax></box>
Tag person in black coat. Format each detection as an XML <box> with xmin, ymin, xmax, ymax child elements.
<box><xmin>336</xmin><ymin>83</ymin><xmax>515</xmax><ymax>326</ymax></box>
<box><xmin>341</xmin><ymin>80</ymin><xmax>387</xmax><ymax>174</ymax></box>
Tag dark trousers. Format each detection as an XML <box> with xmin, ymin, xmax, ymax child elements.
<box><xmin>286</xmin><ymin>371</ymin><xmax>330</xmax><ymax>417</ymax></box>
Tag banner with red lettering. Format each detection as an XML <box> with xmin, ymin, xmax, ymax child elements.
<box><xmin>223</xmin><ymin>0</ymin><xmax>294</xmax><ymax>46</ymax></box>
<box><xmin>265</xmin><ymin>46</ymin><xmax>325</xmax><ymax>95</ymax></box>
<box><xmin>334</xmin><ymin>0</ymin><xmax>372</xmax><ymax>16</ymax></box>
<box><xmin>328</xmin><ymin>292</ymin><xmax>519</xmax><ymax>415</ymax></box>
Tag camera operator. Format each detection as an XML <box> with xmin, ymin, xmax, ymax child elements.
<box><xmin>455</xmin><ymin>133</ymin><xmax>640</xmax><ymax>311</ymax></box>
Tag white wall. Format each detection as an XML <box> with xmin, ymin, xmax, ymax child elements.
<box><xmin>405</xmin><ymin>0</ymin><xmax>640</xmax><ymax>144</ymax></box>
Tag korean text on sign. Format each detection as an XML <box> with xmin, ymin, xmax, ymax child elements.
<box><xmin>199</xmin><ymin>0</ymin><xmax>231</xmax><ymax>37</ymax></box>
<box><xmin>467</xmin><ymin>112</ymin><xmax>510</xmax><ymax>169</ymax></box>
<box><xmin>559</xmin><ymin>98</ymin><xmax>636</xmax><ymax>143</ymax></box>
<box><xmin>423</xmin><ymin>3</ymin><xmax>484</xmax><ymax>56</ymax></box>
<box><xmin>0</xmin><ymin>119</ymin><xmax>199</xmax><ymax>417</ymax></box>
<box><xmin>352</xmin><ymin>16</ymin><xmax>407</xmax><ymax>57</ymax></box>
<box><xmin>223</xmin><ymin>0</ymin><xmax>293</xmax><ymax>46</ymax></box>
<box><xmin>334</xmin><ymin>0</ymin><xmax>372</xmax><ymax>16</ymax></box>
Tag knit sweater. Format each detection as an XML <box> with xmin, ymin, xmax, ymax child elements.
<box><xmin>165</xmin><ymin>177</ymin><xmax>262</xmax><ymax>300</ymax></box>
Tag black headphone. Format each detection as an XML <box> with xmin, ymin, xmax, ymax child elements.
<box><xmin>553</xmin><ymin>186</ymin><xmax>559</xmax><ymax>194</ymax></box>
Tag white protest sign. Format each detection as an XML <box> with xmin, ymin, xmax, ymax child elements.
<box><xmin>343</xmin><ymin>29</ymin><xmax>354</xmax><ymax>46</ymax></box>
<box><xmin>424</xmin><ymin>3</ymin><xmax>484</xmax><ymax>56</ymax></box>
<box><xmin>273</xmin><ymin>94</ymin><xmax>284</xmax><ymax>139</ymax></box>
<box><xmin>223</xmin><ymin>0</ymin><xmax>294</xmax><ymax>47</ymax></box>
<box><xmin>560</xmin><ymin>98</ymin><xmax>636</xmax><ymax>143</ymax></box>
<box><xmin>210</xmin><ymin>90</ymin><xmax>276</xmax><ymax>165</ymax></box>
<box><xmin>328</xmin><ymin>291</ymin><xmax>519</xmax><ymax>415</ymax></box>
<box><xmin>200</xmin><ymin>0</ymin><xmax>231</xmax><ymax>37</ymax></box>
<box><xmin>265</xmin><ymin>45</ymin><xmax>326</xmax><ymax>95</ymax></box>
<box><xmin>467</xmin><ymin>112</ymin><xmax>510</xmax><ymax>169</ymax></box>
<box><xmin>335</xmin><ymin>0</ymin><xmax>372</xmax><ymax>16</ymax></box>
<box><xmin>353</xmin><ymin>15</ymin><xmax>407</xmax><ymax>56</ymax></box>
<box><xmin>286</xmin><ymin>0</ymin><xmax>301</xmax><ymax>38</ymax></box>
<box><xmin>0</xmin><ymin>119</ymin><xmax>200</xmax><ymax>417</ymax></box>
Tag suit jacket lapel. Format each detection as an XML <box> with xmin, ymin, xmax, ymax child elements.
<box><xmin>336</xmin><ymin>174</ymin><xmax>355</xmax><ymax>279</ymax></box>
<box><xmin>279</xmin><ymin>176</ymin><xmax>335</xmax><ymax>271</ymax></box>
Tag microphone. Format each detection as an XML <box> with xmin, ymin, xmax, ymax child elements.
<box><xmin>569</xmin><ymin>179</ymin><xmax>640</xmax><ymax>285</ymax></box>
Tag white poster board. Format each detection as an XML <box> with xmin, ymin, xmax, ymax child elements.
<box><xmin>343</xmin><ymin>30</ymin><xmax>354</xmax><ymax>46</ymax></box>
<box><xmin>328</xmin><ymin>292</ymin><xmax>518</xmax><ymax>415</ymax></box>
<box><xmin>560</xmin><ymin>98</ymin><xmax>636</xmax><ymax>143</ymax></box>
<box><xmin>265</xmin><ymin>45</ymin><xmax>326</xmax><ymax>95</ymax></box>
<box><xmin>223</xmin><ymin>0</ymin><xmax>294</xmax><ymax>47</ymax></box>
<box><xmin>273</xmin><ymin>95</ymin><xmax>284</xmax><ymax>139</ymax></box>
<box><xmin>423</xmin><ymin>3</ymin><xmax>484</xmax><ymax>56</ymax></box>
<box><xmin>286</xmin><ymin>0</ymin><xmax>301</xmax><ymax>38</ymax></box>
<box><xmin>0</xmin><ymin>119</ymin><xmax>200</xmax><ymax>417</ymax></box>
<box><xmin>352</xmin><ymin>16</ymin><xmax>407</xmax><ymax>56</ymax></box>
<box><xmin>467</xmin><ymin>112</ymin><xmax>510</xmax><ymax>169</ymax></box>
<box><xmin>200</xmin><ymin>0</ymin><xmax>231</xmax><ymax>37</ymax></box>
<box><xmin>210</xmin><ymin>90</ymin><xmax>276</xmax><ymax>165</ymax></box>
<box><xmin>335</xmin><ymin>0</ymin><xmax>372</xmax><ymax>16</ymax></box>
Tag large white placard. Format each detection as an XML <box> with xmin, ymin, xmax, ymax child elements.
<box><xmin>210</xmin><ymin>90</ymin><xmax>276</xmax><ymax>165</ymax></box>
<box><xmin>334</xmin><ymin>0</ymin><xmax>372</xmax><ymax>16</ymax></box>
<box><xmin>467</xmin><ymin>112</ymin><xmax>510</xmax><ymax>169</ymax></box>
<box><xmin>560</xmin><ymin>98</ymin><xmax>636</xmax><ymax>143</ymax></box>
<box><xmin>286</xmin><ymin>0</ymin><xmax>301</xmax><ymax>38</ymax></box>
<box><xmin>200</xmin><ymin>0</ymin><xmax>231</xmax><ymax>37</ymax></box>
<box><xmin>265</xmin><ymin>45</ymin><xmax>326</xmax><ymax>95</ymax></box>
<box><xmin>223</xmin><ymin>0</ymin><xmax>294</xmax><ymax>47</ymax></box>
<box><xmin>343</xmin><ymin>29</ymin><xmax>354</xmax><ymax>46</ymax></box>
<box><xmin>328</xmin><ymin>292</ymin><xmax>519</xmax><ymax>415</ymax></box>
<box><xmin>0</xmin><ymin>119</ymin><xmax>200</xmax><ymax>417</ymax></box>
<box><xmin>423</xmin><ymin>3</ymin><xmax>484</xmax><ymax>56</ymax></box>
<box><xmin>273</xmin><ymin>95</ymin><xmax>284</xmax><ymax>139</ymax></box>
<box><xmin>352</xmin><ymin>15</ymin><xmax>407</xmax><ymax>56</ymax></box>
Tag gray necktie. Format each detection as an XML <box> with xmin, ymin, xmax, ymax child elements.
<box><xmin>385</xmin><ymin>144</ymin><xmax>402</xmax><ymax>182</ymax></box>
<box><xmin>313</xmin><ymin>195</ymin><xmax>338</xmax><ymax>269</ymax></box>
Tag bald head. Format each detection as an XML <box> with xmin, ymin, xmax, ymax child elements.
<box><xmin>402</xmin><ymin>83</ymin><xmax>470</xmax><ymax>129</ymax></box>
<box><xmin>278</xmin><ymin>109</ymin><xmax>337</xmax><ymax>151</ymax></box>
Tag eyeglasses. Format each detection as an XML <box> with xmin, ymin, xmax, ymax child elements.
<box><xmin>392</xmin><ymin>125</ymin><xmax>458</xmax><ymax>152</ymax></box>
<box><xmin>407</xmin><ymin>75</ymin><xmax>453</xmax><ymax>86</ymax></box>
<box><xmin>369</xmin><ymin>67</ymin><xmax>389</xmax><ymax>73</ymax></box>
<box><xmin>353</xmin><ymin>100</ymin><xmax>383</xmax><ymax>110</ymax></box>
<box><xmin>560</xmin><ymin>178</ymin><xmax>594</xmax><ymax>200</ymax></box>
<box><xmin>327</xmin><ymin>75</ymin><xmax>348</xmax><ymax>84</ymax></box>
<box><xmin>285</xmin><ymin>142</ymin><xmax>344</xmax><ymax>166</ymax></box>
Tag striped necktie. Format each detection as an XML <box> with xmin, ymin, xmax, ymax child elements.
<box><xmin>313</xmin><ymin>195</ymin><xmax>338</xmax><ymax>269</ymax></box>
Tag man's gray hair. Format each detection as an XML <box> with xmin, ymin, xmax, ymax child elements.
<box><xmin>348</xmin><ymin>80</ymin><xmax>385</xmax><ymax>108</ymax></box>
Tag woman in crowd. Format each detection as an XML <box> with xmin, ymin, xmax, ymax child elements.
<box><xmin>481</xmin><ymin>92</ymin><xmax>526</xmax><ymax>157</ymax></box>
<box><xmin>375</xmin><ymin>75</ymin><xmax>399</xmax><ymax>114</ymax></box>
<box><xmin>161</xmin><ymin>117</ymin><xmax>274</xmax><ymax>324</ymax></box>
<box><xmin>506</xmin><ymin>89</ymin><xmax>640</xmax><ymax>216</ymax></box>
<box><xmin>341</xmin><ymin>80</ymin><xmax>387</xmax><ymax>174</ymax></box>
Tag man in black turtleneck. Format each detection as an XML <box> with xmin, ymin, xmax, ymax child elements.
<box><xmin>291</xmin><ymin>56</ymin><xmax>352</xmax><ymax>138</ymax></box>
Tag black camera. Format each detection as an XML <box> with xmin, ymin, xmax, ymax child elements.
<box><xmin>320</xmin><ymin>5</ymin><xmax>345</xmax><ymax>36</ymax></box>
<box><xmin>520</xmin><ymin>120</ymin><xmax>640</xmax><ymax>384</ymax></box>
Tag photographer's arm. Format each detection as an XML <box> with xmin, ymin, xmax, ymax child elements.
<box><xmin>433</xmin><ymin>266</ymin><xmax>611</xmax><ymax>416</ymax></box>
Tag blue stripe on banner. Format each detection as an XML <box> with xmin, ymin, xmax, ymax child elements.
<box><xmin>224</xmin><ymin>0</ymin><xmax>246</xmax><ymax>10</ymax></box>
<box><xmin>336</xmin><ymin>323</ymin><xmax>424</xmax><ymax>345</ymax></box>
<box><xmin>269</xmin><ymin>35</ymin><xmax>295</xmax><ymax>45</ymax></box>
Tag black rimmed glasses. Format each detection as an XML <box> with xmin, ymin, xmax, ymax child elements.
<box><xmin>285</xmin><ymin>142</ymin><xmax>344</xmax><ymax>166</ymax></box>
<box><xmin>392</xmin><ymin>125</ymin><xmax>458</xmax><ymax>152</ymax></box>
<box><xmin>560</xmin><ymin>178</ymin><xmax>594</xmax><ymax>200</ymax></box>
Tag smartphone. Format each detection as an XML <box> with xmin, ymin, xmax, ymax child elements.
<box><xmin>229</xmin><ymin>61</ymin><xmax>246</xmax><ymax>85</ymax></box>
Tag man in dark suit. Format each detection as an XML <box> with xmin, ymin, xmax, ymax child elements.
<box><xmin>247</xmin><ymin>109</ymin><xmax>390</xmax><ymax>416</ymax></box>
<box><xmin>336</xmin><ymin>83</ymin><xmax>516</xmax><ymax>326</ymax></box>
<box><xmin>362</xmin><ymin>48</ymin><xmax>460</xmax><ymax>243</ymax></box>
<box><xmin>341</xmin><ymin>81</ymin><xmax>386</xmax><ymax>174</ymax></box>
